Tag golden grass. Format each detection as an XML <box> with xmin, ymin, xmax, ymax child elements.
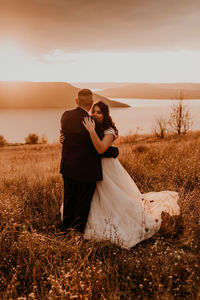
<box><xmin>0</xmin><ymin>135</ymin><xmax>199</xmax><ymax>299</ymax></box>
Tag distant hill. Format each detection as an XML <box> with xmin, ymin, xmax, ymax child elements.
<box><xmin>0</xmin><ymin>82</ymin><xmax>129</xmax><ymax>109</ymax></box>
<box><xmin>73</xmin><ymin>82</ymin><xmax>131</xmax><ymax>90</ymax></box>
<box><xmin>98</xmin><ymin>83</ymin><xmax>200</xmax><ymax>99</ymax></box>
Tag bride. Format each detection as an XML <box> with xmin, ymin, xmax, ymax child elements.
<box><xmin>62</xmin><ymin>101</ymin><xmax>180</xmax><ymax>249</ymax></box>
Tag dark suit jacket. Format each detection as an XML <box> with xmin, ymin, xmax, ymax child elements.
<box><xmin>60</xmin><ymin>106</ymin><xmax>103</xmax><ymax>181</ymax></box>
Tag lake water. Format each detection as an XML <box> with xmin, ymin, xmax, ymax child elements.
<box><xmin>0</xmin><ymin>99</ymin><xmax>200</xmax><ymax>143</ymax></box>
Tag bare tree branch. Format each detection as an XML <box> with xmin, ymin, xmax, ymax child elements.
<box><xmin>168</xmin><ymin>90</ymin><xmax>193</xmax><ymax>135</ymax></box>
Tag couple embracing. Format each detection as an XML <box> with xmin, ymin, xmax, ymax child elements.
<box><xmin>60</xmin><ymin>89</ymin><xmax>180</xmax><ymax>249</ymax></box>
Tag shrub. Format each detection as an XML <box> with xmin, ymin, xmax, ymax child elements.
<box><xmin>25</xmin><ymin>133</ymin><xmax>39</xmax><ymax>144</ymax></box>
<box><xmin>39</xmin><ymin>134</ymin><xmax>48</xmax><ymax>144</ymax></box>
<box><xmin>153</xmin><ymin>117</ymin><xmax>167</xmax><ymax>139</ymax></box>
<box><xmin>0</xmin><ymin>135</ymin><xmax>7</xmax><ymax>146</ymax></box>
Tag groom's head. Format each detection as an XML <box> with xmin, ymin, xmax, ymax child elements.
<box><xmin>76</xmin><ymin>89</ymin><xmax>93</xmax><ymax>111</ymax></box>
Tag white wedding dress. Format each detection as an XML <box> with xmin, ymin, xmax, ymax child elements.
<box><xmin>83</xmin><ymin>128</ymin><xmax>180</xmax><ymax>249</ymax></box>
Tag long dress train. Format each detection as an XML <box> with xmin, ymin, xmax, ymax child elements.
<box><xmin>84</xmin><ymin>130</ymin><xmax>180</xmax><ymax>250</ymax></box>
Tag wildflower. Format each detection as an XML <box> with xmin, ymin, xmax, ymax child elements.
<box><xmin>28</xmin><ymin>293</ymin><xmax>36</xmax><ymax>299</ymax></box>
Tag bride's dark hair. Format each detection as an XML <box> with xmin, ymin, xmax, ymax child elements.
<box><xmin>92</xmin><ymin>101</ymin><xmax>118</xmax><ymax>137</ymax></box>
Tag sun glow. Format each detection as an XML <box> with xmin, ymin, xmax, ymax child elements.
<box><xmin>0</xmin><ymin>42</ymin><xmax>200</xmax><ymax>83</ymax></box>
<box><xmin>0</xmin><ymin>43</ymin><xmax>31</xmax><ymax>80</ymax></box>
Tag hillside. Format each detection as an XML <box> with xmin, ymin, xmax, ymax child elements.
<box><xmin>98</xmin><ymin>83</ymin><xmax>200</xmax><ymax>99</ymax></box>
<box><xmin>0</xmin><ymin>81</ymin><xmax>128</xmax><ymax>108</ymax></box>
<box><xmin>0</xmin><ymin>133</ymin><xmax>199</xmax><ymax>299</ymax></box>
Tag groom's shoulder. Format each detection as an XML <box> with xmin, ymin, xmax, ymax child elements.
<box><xmin>61</xmin><ymin>108</ymin><xmax>76</xmax><ymax>118</ymax></box>
<box><xmin>63</xmin><ymin>108</ymin><xmax>76</xmax><ymax>114</ymax></box>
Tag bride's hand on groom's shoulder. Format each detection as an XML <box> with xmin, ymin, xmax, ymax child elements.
<box><xmin>83</xmin><ymin>117</ymin><xmax>95</xmax><ymax>133</ymax></box>
<box><xmin>59</xmin><ymin>132</ymin><xmax>65</xmax><ymax>144</ymax></box>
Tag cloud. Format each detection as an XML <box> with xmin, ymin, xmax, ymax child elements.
<box><xmin>1</xmin><ymin>0</ymin><xmax>200</xmax><ymax>55</ymax></box>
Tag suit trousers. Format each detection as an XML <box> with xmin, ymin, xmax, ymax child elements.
<box><xmin>62</xmin><ymin>176</ymin><xmax>96</xmax><ymax>233</ymax></box>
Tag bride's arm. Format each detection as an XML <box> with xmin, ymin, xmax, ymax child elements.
<box><xmin>83</xmin><ymin>117</ymin><xmax>115</xmax><ymax>154</ymax></box>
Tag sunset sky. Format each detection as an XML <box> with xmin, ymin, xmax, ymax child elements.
<box><xmin>0</xmin><ymin>0</ymin><xmax>200</xmax><ymax>83</ymax></box>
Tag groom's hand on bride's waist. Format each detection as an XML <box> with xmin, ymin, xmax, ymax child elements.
<box><xmin>100</xmin><ymin>146</ymin><xmax>119</xmax><ymax>158</ymax></box>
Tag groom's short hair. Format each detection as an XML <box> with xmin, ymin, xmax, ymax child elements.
<box><xmin>78</xmin><ymin>89</ymin><xmax>93</xmax><ymax>107</ymax></box>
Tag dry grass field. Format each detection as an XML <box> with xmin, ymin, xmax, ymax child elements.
<box><xmin>0</xmin><ymin>132</ymin><xmax>200</xmax><ymax>299</ymax></box>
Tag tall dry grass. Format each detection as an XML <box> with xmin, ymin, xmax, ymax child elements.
<box><xmin>0</xmin><ymin>134</ymin><xmax>199</xmax><ymax>299</ymax></box>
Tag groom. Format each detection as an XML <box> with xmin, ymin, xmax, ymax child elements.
<box><xmin>60</xmin><ymin>88</ymin><xmax>118</xmax><ymax>233</ymax></box>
